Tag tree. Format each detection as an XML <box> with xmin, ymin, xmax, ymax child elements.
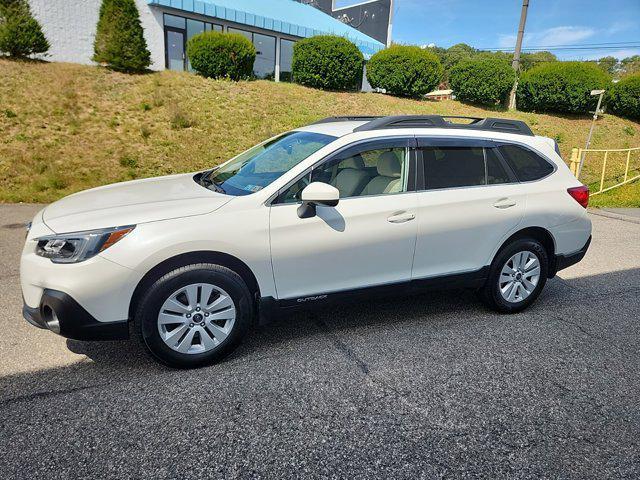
<box><xmin>93</xmin><ymin>0</ymin><xmax>151</xmax><ymax>73</ymax></box>
<box><xmin>442</xmin><ymin>43</ymin><xmax>476</xmax><ymax>72</ymax></box>
<box><xmin>620</xmin><ymin>55</ymin><xmax>640</xmax><ymax>77</ymax></box>
<box><xmin>519</xmin><ymin>51</ymin><xmax>557</xmax><ymax>71</ymax></box>
<box><xmin>597</xmin><ymin>56</ymin><xmax>618</xmax><ymax>75</ymax></box>
<box><xmin>0</xmin><ymin>0</ymin><xmax>49</xmax><ymax>57</ymax></box>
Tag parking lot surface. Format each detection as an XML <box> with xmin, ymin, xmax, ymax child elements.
<box><xmin>1</xmin><ymin>204</ymin><xmax>639</xmax><ymax>479</ymax></box>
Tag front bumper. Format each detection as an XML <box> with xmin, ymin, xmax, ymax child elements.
<box><xmin>22</xmin><ymin>289</ymin><xmax>129</xmax><ymax>341</ymax></box>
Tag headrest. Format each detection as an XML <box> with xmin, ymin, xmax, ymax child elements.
<box><xmin>377</xmin><ymin>151</ymin><xmax>401</xmax><ymax>177</ymax></box>
<box><xmin>340</xmin><ymin>154</ymin><xmax>365</xmax><ymax>169</ymax></box>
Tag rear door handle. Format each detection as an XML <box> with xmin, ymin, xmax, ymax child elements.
<box><xmin>387</xmin><ymin>212</ymin><xmax>415</xmax><ymax>223</ymax></box>
<box><xmin>493</xmin><ymin>198</ymin><xmax>517</xmax><ymax>209</ymax></box>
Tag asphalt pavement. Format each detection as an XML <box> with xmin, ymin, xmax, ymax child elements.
<box><xmin>1</xmin><ymin>204</ymin><xmax>639</xmax><ymax>479</ymax></box>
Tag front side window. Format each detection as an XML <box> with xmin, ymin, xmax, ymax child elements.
<box><xmin>499</xmin><ymin>144</ymin><xmax>554</xmax><ymax>182</ymax></box>
<box><xmin>200</xmin><ymin>132</ymin><xmax>335</xmax><ymax>196</ymax></box>
<box><xmin>278</xmin><ymin>143</ymin><xmax>410</xmax><ymax>203</ymax></box>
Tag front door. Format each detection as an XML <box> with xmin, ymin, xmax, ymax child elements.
<box><xmin>269</xmin><ymin>138</ymin><xmax>418</xmax><ymax>300</ymax></box>
<box><xmin>165</xmin><ymin>28</ymin><xmax>185</xmax><ymax>71</ymax></box>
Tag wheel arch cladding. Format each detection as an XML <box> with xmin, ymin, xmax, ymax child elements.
<box><xmin>128</xmin><ymin>251</ymin><xmax>260</xmax><ymax>320</ymax></box>
<box><xmin>496</xmin><ymin>227</ymin><xmax>557</xmax><ymax>276</ymax></box>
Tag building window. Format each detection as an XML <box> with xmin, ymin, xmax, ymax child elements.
<box><xmin>163</xmin><ymin>13</ymin><xmax>222</xmax><ymax>72</ymax></box>
<box><xmin>228</xmin><ymin>27</ymin><xmax>276</xmax><ymax>80</ymax></box>
<box><xmin>280</xmin><ymin>39</ymin><xmax>295</xmax><ymax>82</ymax></box>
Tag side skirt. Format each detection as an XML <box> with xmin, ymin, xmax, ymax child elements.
<box><xmin>258</xmin><ymin>267</ymin><xmax>489</xmax><ymax>324</ymax></box>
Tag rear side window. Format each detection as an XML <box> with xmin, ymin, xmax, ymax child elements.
<box><xmin>423</xmin><ymin>147</ymin><xmax>486</xmax><ymax>189</ymax></box>
<box><xmin>486</xmin><ymin>148</ymin><xmax>510</xmax><ymax>185</ymax></box>
<box><xmin>499</xmin><ymin>144</ymin><xmax>554</xmax><ymax>182</ymax></box>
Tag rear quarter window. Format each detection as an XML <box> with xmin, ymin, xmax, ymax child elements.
<box><xmin>499</xmin><ymin>144</ymin><xmax>554</xmax><ymax>182</ymax></box>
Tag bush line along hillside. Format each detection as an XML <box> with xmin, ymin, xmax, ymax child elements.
<box><xmin>606</xmin><ymin>74</ymin><xmax>640</xmax><ymax>120</ymax></box>
<box><xmin>366</xmin><ymin>45</ymin><xmax>443</xmax><ymax>98</ymax></box>
<box><xmin>0</xmin><ymin>60</ymin><xmax>639</xmax><ymax>205</ymax></box>
<box><xmin>187</xmin><ymin>31</ymin><xmax>255</xmax><ymax>80</ymax></box>
<box><xmin>93</xmin><ymin>0</ymin><xmax>150</xmax><ymax>72</ymax></box>
<box><xmin>516</xmin><ymin>62</ymin><xmax>610</xmax><ymax>114</ymax></box>
<box><xmin>0</xmin><ymin>0</ymin><xmax>49</xmax><ymax>57</ymax></box>
<box><xmin>292</xmin><ymin>35</ymin><xmax>364</xmax><ymax>91</ymax></box>
<box><xmin>449</xmin><ymin>56</ymin><xmax>515</xmax><ymax>106</ymax></box>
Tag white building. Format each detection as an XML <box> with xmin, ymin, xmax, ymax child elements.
<box><xmin>28</xmin><ymin>0</ymin><xmax>384</xmax><ymax>82</ymax></box>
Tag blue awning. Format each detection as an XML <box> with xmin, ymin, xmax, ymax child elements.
<box><xmin>148</xmin><ymin>0</ymin><xmax>384</xmax><ymax>58</ymax></box>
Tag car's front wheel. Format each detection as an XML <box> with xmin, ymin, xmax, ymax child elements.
<box><xmin>135</xmin><ymin>264</ymin><xmax>253</xmax><ymax>368</ymax></box>
<box><xmin>480</xmin><ymin>238</ymin><xmax>548</xmax><ymax>313</ymax></box>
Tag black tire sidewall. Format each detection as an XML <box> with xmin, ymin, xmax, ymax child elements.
<box><xmin>486</xmin><ymin>239</ymin><xmax>548</xmax><ymax>313</ymax></box>
<box><xmin>136</xmin><ymin>264</ymin><xmax>252</xmax><ymax>368</ymax></box>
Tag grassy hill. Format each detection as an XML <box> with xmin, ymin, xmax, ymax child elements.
<box><xmin>1</xmin><ymin>59</ymin><xmax>639</xmax><ymax>205</ymax></box>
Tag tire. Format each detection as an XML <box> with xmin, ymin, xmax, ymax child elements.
<box><xmin>135</xmin><ymin>263</ymin><xmax>253</xmax><ymax>368</ymax></box>
<box><xmin>479</xmin><ymin>238</ymin><xmax>549</xmax><ymax>313</ymax></box>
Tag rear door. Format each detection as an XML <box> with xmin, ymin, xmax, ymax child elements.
<box><xmin>412</xmin><ymin>138</ymin><xmax>526</xmax><ymax>279</ymax></box>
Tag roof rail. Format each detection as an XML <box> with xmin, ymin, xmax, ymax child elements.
<box><xmin>352</xmin><ymin>115</ymin><xmax>534</xmax><ymax>136</ymax></box>
<box><xmin>311</xmin><ymin>116</ymin><xmax>380</xmax><ymax>125</ymax></box>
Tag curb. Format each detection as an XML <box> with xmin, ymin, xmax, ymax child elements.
<box><xmin>588</xmin><ymin>208</ymin><xmax>640</xmax><ymax>225</ymax></box>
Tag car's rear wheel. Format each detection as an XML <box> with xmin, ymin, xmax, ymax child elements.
<box><xmin>480</xmin><ymin>238</ymin><xmax>548</xmax><ymax>313</ymax></box>
<box><xmin>135</xmin><ymin>264</ymin><xmax>253</xmax><ymax>368</ymax></box>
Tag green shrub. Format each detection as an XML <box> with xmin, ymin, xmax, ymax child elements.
<box><xmin>93</xmin><ymin>0</ymin><xmax>151</xmax><ymax>73</ymax></box>
<box><xmin>186</xmin><ymin>31</ymin><xmax>255</xmax><ymax>80</ymax></box>
<box><xmin>0</xmin><ymin>0</ymin><xmax>49</xmax><ymax>57</ymax></box>
<box><xmin>516</xmin><ymin>62</ymin><xmax>610</xmax><ymax>114</ymax></box>
<box><xmin>449</xmin><ymin>56</ymin><xmax>515</xmax><ymax>105</ymax></box>
<box><xmin>366</xmin><ymin>45</ymin><xmax>442</xmax><ymax>98</ymax></box>
<box><xmin>606</xmin><ymin>74</ymin><xmax>640</xmax><ymax>120</ymax></box>
<box><xmin>292</xmin><ymin>35</ymin><xmax>364</xmax><ymax>91</ymax></box>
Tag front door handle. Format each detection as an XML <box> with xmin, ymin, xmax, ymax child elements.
<box><xmin>493</xmin><ymin>198</ymin><xmax>517</xmax><ymax>209</ymax></box>
<box><xmin>387</xmin><ymin>212</ymin><xmax>415</xmax><ymax>223</ymax></box>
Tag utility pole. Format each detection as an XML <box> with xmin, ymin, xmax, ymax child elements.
<box><xmin>508</xmin><ymin>0</ymin><xmax>530</xmax><ymax>110</ymax></box>
<box><xmin>386</xmin><ymin>0</ymin><xmax>395</xmax><ymax>47</ymax></box>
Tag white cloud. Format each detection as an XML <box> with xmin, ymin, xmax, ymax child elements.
<box><xmin>497</xmin><ymin>25</ymin><xmax>595</xmax><ymax>49</ymax></box>
<box><xmin>579</xmin><ymin>48</ymin><xmax>640</xmax><ymax>61</ymax></box>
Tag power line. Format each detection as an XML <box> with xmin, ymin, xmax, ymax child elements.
<box><xmin>478</xmin><ymin>40</ymin><xmax>640</xmax><ymax>50</ymax></box>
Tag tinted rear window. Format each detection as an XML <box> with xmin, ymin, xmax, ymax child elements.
<box><xmin>423</xmin><ymin>147</ymin><xmax>486</xmax><ymax>189</ymax></box>
<box><xmin>499</xmin><ymin>144</ymin><xmax>554</xmax><ymax>182</ymax></box>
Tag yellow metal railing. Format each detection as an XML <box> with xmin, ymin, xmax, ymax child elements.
<box><xmin>569</xmin><ymin>147</ymin><xmax>640</xmax><ymax>196</ymax></box>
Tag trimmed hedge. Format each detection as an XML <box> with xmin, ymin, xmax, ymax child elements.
<box><xmin>93</xmin><ymin>0</ymin><xmax>151</xmax><ymax>72</ymax></box>
<box><xmin>516</xmin><ymin>62</ymin><xmax>610</xmax><ymax>114</ymax></box>
<box><xmin>0</xmin><ymin>0</ymin><xmax>49</xmax><ymax>57</ymax></box>
<box><xmin>187</xmin><ymin>31</ymin><xmax>255</xmax><ymax>80</ymax></box>
<box><xmin>606</xmin><ymin>74</ymin><xmax>640</xmax><ymax>120</ymax></box>
<box><xmin>366</xmin><ymin>45</ymin><xmax>442</xmax><ymax>98</ymax></box>
<box><xmin>292</xmin><ymin>35</ymin><xmax>364</xmax><ymax>91</ymax></box>
<box><xmin>449</xmin><ymin>56</ymin><xmax>515</xmax><ymax>105</ymax></box>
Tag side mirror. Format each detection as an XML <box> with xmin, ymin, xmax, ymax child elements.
<box><xmin>297</xmin><ymin>182</ymin><xmax>339</xmax><ymax>218</ymax></box>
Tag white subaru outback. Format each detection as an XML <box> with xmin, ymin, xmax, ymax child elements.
<box><xmin>21</xmin><ymin>115</ymin><xmax>592</xmax><ymax>367</ymax></box>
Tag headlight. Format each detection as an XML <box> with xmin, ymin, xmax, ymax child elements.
<box><xmin>35</xmin><ymin>225</ymin><xmax>135</xmax><ymax>263</ymax></box>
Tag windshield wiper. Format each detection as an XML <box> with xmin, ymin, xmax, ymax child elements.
<box><xmin>195</xmin><ymin>171</ymin><xmax>226</xmax><ymax>194</ymax></box>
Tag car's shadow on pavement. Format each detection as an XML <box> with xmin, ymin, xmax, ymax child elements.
<box><xmin>1</xmin><ymin>267</ymin><xmax>638</xmax><ymax>405</ymax></box>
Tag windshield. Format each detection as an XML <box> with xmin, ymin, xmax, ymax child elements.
<box><xmin>201</xmin><ymin>131</ymin><xmax>336</xmax><ymax>196</ymax></box>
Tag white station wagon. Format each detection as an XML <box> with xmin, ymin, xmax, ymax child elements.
<box><xmin>21</xmin><ymin>115</ymin><xmax>592</xmax><ymax>367</ymax></box>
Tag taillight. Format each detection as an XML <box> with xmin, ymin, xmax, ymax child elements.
<box><xmin>567</xmin><ymin>185</ymin><xmax>589</xmax><ymax>208</ymax></box>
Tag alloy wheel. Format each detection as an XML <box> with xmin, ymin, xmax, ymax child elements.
<box><xmin>498</xmin><ymin>250</ymin><xmax>541</xmax><ymax>303</ymax></box>
<box><xmin>157</xmin><ymin>283</ymin><xmax>236</xmax><ymax>354</ymax></box>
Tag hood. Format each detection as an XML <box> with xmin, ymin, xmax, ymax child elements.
<box><xmin>43</xmin><ymin>173</ymin><xmax>233</xmax><ymax>233</ymax></box>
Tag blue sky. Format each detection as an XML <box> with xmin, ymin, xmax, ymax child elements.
<box><xmin>336</xmin><ymin>0</ymin><xmax>640</xmax><ymax>60</ymax></box>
